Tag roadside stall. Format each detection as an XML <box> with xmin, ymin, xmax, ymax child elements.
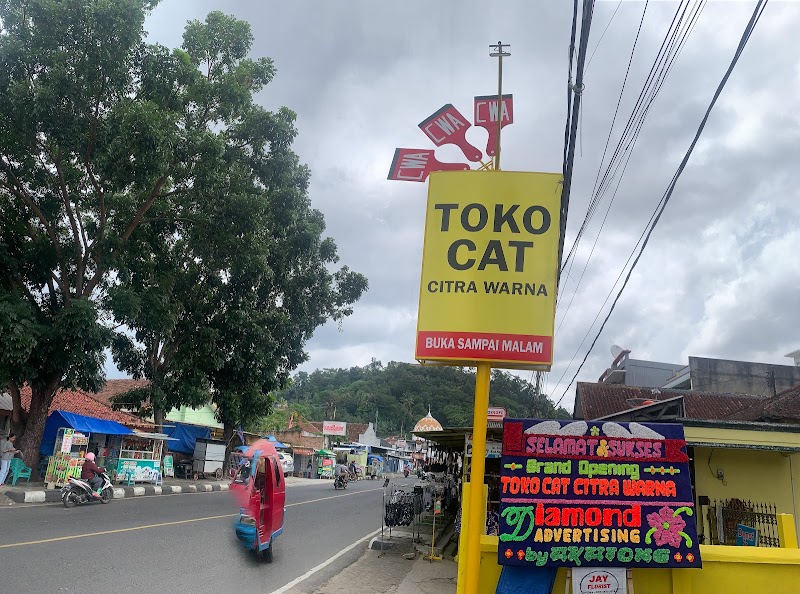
<box><xmin>317</xmin><ymin>449</ymin><xmax>336</xmax><ymax>478</ymax></box>
<box><xmin>104</xmin><ymin>431</ymin><xmax>174</xmax><ymax>483</ymax></box>
<box><xmin>41</xmin><ymin>410</ymin><xmax>135</xmax><ymax>488</ymax></box>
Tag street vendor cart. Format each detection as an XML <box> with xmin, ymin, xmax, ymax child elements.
<box><xmin>193</xmin><ymin>437</ymin><xmax>226</xmax><ymax>479</ymax></box>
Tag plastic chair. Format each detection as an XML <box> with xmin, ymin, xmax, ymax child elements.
<box><xmin>153</xmin><ymin>470</ymin><xmax>163</xmax><ymax>486</ymax></box>
<box><xmin>7</xmin><ymin>458</ymin><xmax>32</xmax><ymax>486</ymax></box>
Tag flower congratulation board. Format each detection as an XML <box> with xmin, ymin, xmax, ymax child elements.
<box><xmin>498</xmin><ymin>419</ymin><xmax>702</xmax><ymax>569</ymax></box>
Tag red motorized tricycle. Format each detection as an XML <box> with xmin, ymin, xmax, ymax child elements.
<box><xmin>230</xmin><ymin>439</ymin><xmax>286</xmax><ymax>562</ymax></box>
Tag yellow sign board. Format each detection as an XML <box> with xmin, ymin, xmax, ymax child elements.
<box><xmin>415</xmin><ymin>171</ymin><xmax>562</xmax><ymax>370</ymax></box>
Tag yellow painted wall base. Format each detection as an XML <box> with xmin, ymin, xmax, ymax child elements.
<box><xmin>475</xmin><ymin>536</ymin><xmax>800</xmax><ymax>594</ymax></box>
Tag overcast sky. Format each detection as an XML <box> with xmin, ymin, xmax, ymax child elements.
<box><xmin>106</xmin><ymin>0</ymin><xmax>800</xmax><ymax>411</ymax></box>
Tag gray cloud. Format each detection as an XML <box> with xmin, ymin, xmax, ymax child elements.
<box><xmin>117</xmin><ymin>1</ymin><xmax>800</xmax><ymax>411</ymax></box>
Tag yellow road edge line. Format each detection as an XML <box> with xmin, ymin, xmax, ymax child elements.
<box><xmin>0</xmin><ymin>486</ymin><xmax>383</xmax><ymax>549</ymax></box>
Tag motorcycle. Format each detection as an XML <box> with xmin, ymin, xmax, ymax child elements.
<box><xmin>334</xmin><ymin>475</ymin><xmax>348</xmax><ymax>490</ymax></box>
<box><xmin>62</xmin><ymin>472</ymin><xmax>114</xmax><ymax>507</ymax></box>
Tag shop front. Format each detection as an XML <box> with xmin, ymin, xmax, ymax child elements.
<box><xmin>291</xmin><ymin>447</ymin><xmax>315</xmax><ymax>478</ymax></box>
<box><xmin>105</xmin><ymin>432</ymin><xmax>174</xmax><ymax>483</ymax></box>
<box><xmin>41</xmin><ymin>410</ymin><xmax>136</xmax><ymax>488</ymax></box>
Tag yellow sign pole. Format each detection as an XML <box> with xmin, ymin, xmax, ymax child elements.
<box><xmin>464</xmin><ymin>362</ymin><xmax>491</xmax><ymax>594</ymax></box>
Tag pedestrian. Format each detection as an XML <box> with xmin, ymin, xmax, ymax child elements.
<box><xmin>306</xmin><ymin>459</ymin><xmax>312</xmax><ymax>479</ymax></box>
<box><xmin>0</xmin><ymin>433</ymin><xmax>20</xmax><ymax>486</ymax></box>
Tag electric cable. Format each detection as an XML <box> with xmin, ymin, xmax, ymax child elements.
<box><xmin>559</xmin><ymin>0</ymin><xmax>693</xmax><ymax>289</ymax></box>
<box><xmin>556</xmin><ymin>0</ymin><xmax>707</xmax><ymax>339</ymax></box>
<box><xmin>553</xmin><ymin>0</ymin><xmax>769</xmax><ymax>407</ymax></box>
<box><xmin>555</xmin><ymin>0</ymin><xmax>650</xmax><ymax>335</ymax></box>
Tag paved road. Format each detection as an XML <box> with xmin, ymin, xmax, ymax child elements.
<box><xmin>0</xmin><ymin>479</ymin><xmax>383</xmax><ymax>593</ymax></box>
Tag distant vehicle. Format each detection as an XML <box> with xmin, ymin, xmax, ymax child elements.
<box><xmin>277</xmin><ymin>452</ymin><xmax>294</xmax><ymax>477</ymax></box>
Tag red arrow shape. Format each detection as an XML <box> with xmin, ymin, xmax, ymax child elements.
<box><xmin>474</xmin><ymin>94</ymin><xmax>513</xmax><ymax>157</ymax></box>
<box><xmin>387</xmin><ymin>148</ymin><xmax>470</xmax><ymax>182</ymax></box>
<box><xmin>418</xmin><ymin>104</ymin><xmax>483</xmax><ymax>162</ymax></box>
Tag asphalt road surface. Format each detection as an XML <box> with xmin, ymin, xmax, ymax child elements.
<box><xmin>0</xmin><ymin>478</ymin><xmax>383</xmax><ymax>593</ymax></box>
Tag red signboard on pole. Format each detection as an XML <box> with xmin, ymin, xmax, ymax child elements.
<box><xmin>474</xmin><ymin>94</ymin><xmax>513</xmax><ymax>157</ymax></box>
<box><xmin>418</xmin><ymin>104</ymin><xmax>483</xmax><ymax>162</ymax></box>
<box><xmin>387</xmin><ymin>148</ymin><xmax>470</xmax><ymax>182</ymax></box>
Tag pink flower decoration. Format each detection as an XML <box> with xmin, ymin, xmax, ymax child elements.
<box><xmin>646</xmin><ymin>506</ymin><xmax>686</xmax><ymax>548</ymax></box>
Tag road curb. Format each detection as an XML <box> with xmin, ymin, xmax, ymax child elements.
<box><xmin>3</xmin><ymin>482</ymin><xmax>232</xmax><ymax>504</ymax></box>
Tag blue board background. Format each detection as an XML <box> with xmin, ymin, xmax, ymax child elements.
<box><xmin>498</xmin><ymin>418</ymin><xmax>702</xmax><ymax>569</ymax></box>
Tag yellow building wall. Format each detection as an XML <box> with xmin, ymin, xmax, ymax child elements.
<box><xmin>479</xmin><ymin>537</ymin><xmax>800</xmax><ymax>594</ymax></box>
<box><xmin>691</xmin><ymin>447</ymin><xmax>800</xmax><ymax>540</ymax></box>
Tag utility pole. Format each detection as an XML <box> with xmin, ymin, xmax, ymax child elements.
<box><xmin>557</xmin><ymin>0</ymin><xmax>595</xmax><ymax>287</ymax></box>
<box><xmin>533</xmin><ymin>371</ymin><xmax>542</xmax><ymax>416</ymax></box>
<box><xmin>489</xmin><ymin>42</ymin><xmax>510</xmax><ymax>170</ymax></box>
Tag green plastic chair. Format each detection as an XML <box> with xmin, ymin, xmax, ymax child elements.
<box><xmin>7</xmin><ymin>458</ymin><xmax>32</xmax><ymax>486</ymax></box>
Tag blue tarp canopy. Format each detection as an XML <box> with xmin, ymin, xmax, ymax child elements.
<box><xmin>367</xmin><ymin>454</ymin><xmax>383</xmax><ymax>462</ymax></box>
<box><xmin>263</xmin><ymin>435</ymin><xmax>287</xmax><ymax>449</ymax></box>
<box><xmin>41</xmin><ymin>410</ymin><xmax>134</xmax><ymax>455</ymax></box>
<box><xmin>164</xmin><ymin>422</ymin><xmax>212</xmax><ymax>455</ymax></box>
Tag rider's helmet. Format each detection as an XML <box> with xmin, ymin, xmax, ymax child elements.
<box><xmin>85</xmin><ymin>452</ymin><xmax>95</xmax><ymax>462</ymax></box>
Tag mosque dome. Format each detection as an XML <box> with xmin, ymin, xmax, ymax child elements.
<box><xmin>413</xmin><ymin>407</ymin><xmax>443</xmax><ymax>433</ymax></box>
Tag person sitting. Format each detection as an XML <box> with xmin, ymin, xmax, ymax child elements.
<box><xmin>81</xmin><ymin>452</ymin><xmax>105</xmax><ymax>497</ymax></box>
<box><xmin>334</xmin><ymin>463</ymin><xmax>349</xmax><ymax>483</ymax></box>
<box><xmin>348</xmin><ymin>460</ymin><xmax>357</xmax><ymax>479</ymax></box>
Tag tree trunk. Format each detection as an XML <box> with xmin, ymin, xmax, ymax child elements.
<box><xmin>6</xmin><ymin>382</ymin><xmax>26</xmax><ymax>438</ymax></box>
<box><xmin>222</xmin><ymin>421</ymin><xmax>234</xmax><ymax>475</ymax></box>
<box><xmin>17</xmin><ymin>378</ymin><xmax>60</xmax><ymax>479</ymax></box>
<box><xmin>153</xmin><ymin>407</ymin><xmax>164</xmax><ymax>434</ymax></box>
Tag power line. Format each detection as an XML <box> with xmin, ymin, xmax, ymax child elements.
<box><xmin>553</xmin><ymin>0</ymin><xmax>770</xmax><ymax>407</ymax></box>
<box><xmin>555</xmin><ymin>0</ymin><xmax>650</xmax><ymax>336</ymax></box>
<box><xmin>559</xmin><ymin>0</ymin><xmax>697</xmax><ymax>291</ymax></box>
<box><xmin>585</xmin><ymin>0</ymin><xmax>624</xmax><ymax>72</ymax></box>
<box><xmin>556</xmin><ymin>1</ymin><xmax>708</xmax><ymax>347</ymax></box>
<box><xmin>557</xmin><ymin>0</ymin><xmax>596</xmax><ymax>288</ymax></box>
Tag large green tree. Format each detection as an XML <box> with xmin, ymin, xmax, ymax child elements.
<box><xmin>107</xmin><ymin>14</ymin><xmax>367</xmax><ymax>447</ymax></box>
<box><xmin>0</xmin><ymin>1</ymin><xmax>284</xmax><ymax>469</ymax></box>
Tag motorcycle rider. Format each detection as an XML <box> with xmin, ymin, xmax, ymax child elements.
<box><xmin>334</xmin><ymin>462</ymin><xmax>348</xmax><ymax>486</ymax></box>
<box><xmin>81</xmin><ymin>452</ymin><xmax>105</xmax><ymax>498</ymax></box>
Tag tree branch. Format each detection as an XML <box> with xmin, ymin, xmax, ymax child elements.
<box><xmin>53</xmin><ymin>154</ymin><xmax>85</xmax><ymax>290</ymax></box>
<box><xmin>122</xmin><ymin>176</ymin><xmax>168</xmax><ymax>242</ymax></box>
<box><xmin>0</xmin><ymin>159</ymin><xmax>70</xmax><ymax>300</ymax></box>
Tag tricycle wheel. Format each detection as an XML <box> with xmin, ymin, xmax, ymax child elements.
<box><xmin>260</xmin><ymin>543</ymin><xmax>273</xmax><ymax>563</ymax></box>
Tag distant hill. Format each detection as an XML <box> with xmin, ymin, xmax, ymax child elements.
<box><xmin>265</xmin><ymin>360</ymin><xmax>570</xmax><ymax>438</ymax></box>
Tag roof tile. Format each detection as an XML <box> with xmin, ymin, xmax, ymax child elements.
<box><xmin>20</xmin><ymin>381</ymin><xmax>153</xmax><ymax>428</ymax></box>
<box><xmin>575</xmin><ymin>382</ymin><xmax>768</xmax><ymax>421</ymax></box>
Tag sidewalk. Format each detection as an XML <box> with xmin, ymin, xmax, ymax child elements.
<box><xmin>0</xmin><ymin>474</ymin><xmax>320</xmax><ymax>505</ymax></box>
<box><xmin>286</xmin><ymin>525</ymin><xmax>458</xmax><ymax>594</ymax></box>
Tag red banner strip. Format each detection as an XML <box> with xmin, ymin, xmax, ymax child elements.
<box><xmin>416</xmin><ymin>331</ymin><xmax>552</xmax><ymax>363</ymax></box>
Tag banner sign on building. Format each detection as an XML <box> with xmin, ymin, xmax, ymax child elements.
<box><xmin>465</xmin><ymin>433</ymin><xmax>503</xmax><ymax>458</ymax></box>
<box><xmin>322</xmin><ymin>420</ymin><xmax>347</xmax><ymax>437</ymax></box>
<box><xmin>474</xmin><ymin>94</ymin><xmax>513</xmax><ymax>157</ymax></box>
<box><xmin>498</xmin><ymin>419</ymin><xmax>701</xmax><ymax>569</ymax></box>
<box><xmin>415</xmin><ymin>171</ymin><xmax>562</xmax><ymax>370</ymax></box>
